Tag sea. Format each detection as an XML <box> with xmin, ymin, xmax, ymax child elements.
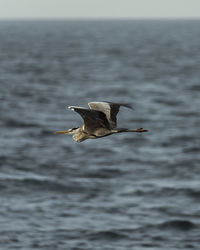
<box><xmin>0</xmin><ymin>19</ymin><xmax>200</xmax><ymax>250</ymax></box>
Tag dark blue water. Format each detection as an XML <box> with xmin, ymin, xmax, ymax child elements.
<box><xmin>0</xmin><ymin>20</ymin><xmax>200</xmax><ymax>249</ymax></box>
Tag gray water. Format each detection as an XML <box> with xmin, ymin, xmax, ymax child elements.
<box><xmin>0</xmin><ymin>20</ymin><xmax>200</xmax><ymax>250</ymax></box>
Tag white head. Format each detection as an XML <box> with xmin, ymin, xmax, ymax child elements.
<box><xmin>64</xmin><ymin>127</ymin><xmax>86</xmax><ymax>142</ymax></box>
<box><xmin>64</xmin><ymin>127</ymin><xmax>79</xmax><ymax>135</ymax></box>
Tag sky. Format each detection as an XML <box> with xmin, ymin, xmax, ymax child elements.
<box><xmin>0</xmin><ymin>0</ymin><xmax>200</xmax><ymax>19</ymax></box>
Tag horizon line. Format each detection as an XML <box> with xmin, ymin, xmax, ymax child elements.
<box><xmin>0</xmin><ymin>17</ymin><xmax>200</xmax><ymax>21</ymax></box>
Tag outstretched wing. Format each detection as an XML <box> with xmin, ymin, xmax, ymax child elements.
<box><xmin>68</xmin><ymin>106</ymin><xmax>110</xmax><ymax>134</ymax></box>
<box><xmin>88</xmin><ymin>101</ymin><xmax>133</xmax><ymax>128</ymax></box>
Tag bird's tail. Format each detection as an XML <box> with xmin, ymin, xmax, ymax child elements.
<box><xmin>114</xmin><ymin>128</ymin><xmax>148</xmax><ymax>133</ymax></box>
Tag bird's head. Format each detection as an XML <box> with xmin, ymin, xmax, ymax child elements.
<box><xmin>66</xmin><ymin>127</ymin><xmax>79</xmax><ymax>134</ymax></box>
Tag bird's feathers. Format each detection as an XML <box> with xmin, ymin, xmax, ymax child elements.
<box><xmin>55</xmin><ymin>101</ymin><xmax>148</xmax><ymax>142</ymax></box>
<box><xmin>68</xmin><ymin>105</ymin><xmax>110</xmax><ymax>133</ymax></box>
<box><xmin>68</xmin><ymin>101</ymin><xmax>133</xmax><ymax>132</ymax></box>
<box><xmin>88</xmin><ymin>101</ymin><xmax>133</xmax><ymax>128</ymax></box>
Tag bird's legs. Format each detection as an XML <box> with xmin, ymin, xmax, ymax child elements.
<box><xmin>127</xmin><ymin>128</ymin><xmax>148</xmax><ymax>132</ymax></box>
<box><xmin>113</xmin><ymin>128</ymin><xmax>148</xmax><ymax>133</ymax></box>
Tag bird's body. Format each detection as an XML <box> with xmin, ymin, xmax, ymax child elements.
<box><xmin>56</xmin><ymin>101</ymin><xmax>148</xmax><ymax>142</ymax></box>
<box><xmin>69</xmin><ymin>126</ymin><xmax>113</xmax><ymax>142</ymax></box>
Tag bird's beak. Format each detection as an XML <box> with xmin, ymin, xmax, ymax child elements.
<box><xmin>55</xmin><ymin>130</ymin><xmax>70</xmax><ymax>134</ymax></box>
<box><xmin>136</xmin><ymin>128</ymin><xmax>148</xmax><ymax>132</ymax></box>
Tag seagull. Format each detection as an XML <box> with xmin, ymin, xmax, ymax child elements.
<box><xmin>56</xmin><ymin>101</ymin><xmax>148</xmax><ymax>142</ymax></box>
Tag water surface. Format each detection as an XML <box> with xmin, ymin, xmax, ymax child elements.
<box><xmin>0</xmin><ymin>20</ymin><xmax>200</xmax><ymax>250</ymax></box>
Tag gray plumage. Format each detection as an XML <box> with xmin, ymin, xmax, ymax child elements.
<box><xmin>56</xmin><ymin>101</ymin><xmax>148</xmax><ymax>142</ymax></box>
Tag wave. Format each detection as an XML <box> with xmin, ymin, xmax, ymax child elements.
<box><xmin>87</xmin><ymin>230</ymin><xmax>129</xmax><ymax>241</ymax></box>
<box><xmin>133</xmin><ymin>220</ymin><xmax>197</xmax><ymax>234</ymax></box>
<box><xmin>87</xmin><ymin>220</ymin><xmax>197</xmax><ymax>243</ymax></box>
<box><xmin>121</xmin><ymin>186</ymin><xmax>200</xmax><ymax>202</ymax></box>
<box><xmin>0</xmin><ymin>176</ymin><xmax>87</xmax><ymax>194</ymax></box>
<box><xmin>5</xmin><ymin>119</ymin><xmax>39</xmax><ymax>128</ymax></box>
<box><xmin>84</xmin><ymin>168</ymin><xmax>123</xmax><ymax>179</ymax></box>
<box><xmin>158</xmin><ymin>220</ymin><xmax>196</xmax><ymax>231</ymax></box>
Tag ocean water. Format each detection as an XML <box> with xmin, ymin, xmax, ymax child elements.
<box><xmin>0</xmin><ymin>20</ymin><xmax>200</xmax><ymax>250</ymax></box>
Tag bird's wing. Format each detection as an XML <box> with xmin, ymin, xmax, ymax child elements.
<box><xmin>88</xmin><ymin>101</ymin><xmax>133</xmax><ymax>128</ymax></box>
<box><xmin>68</xmin><ymin>106</ymin><xmax>110</xmax><ymax>133</ymax></box>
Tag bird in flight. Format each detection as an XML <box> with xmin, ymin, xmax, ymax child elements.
<box><xmin>56</xmin><ymin>101</ymin><xmax>148</xmax><ymax>142</ymax></box>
